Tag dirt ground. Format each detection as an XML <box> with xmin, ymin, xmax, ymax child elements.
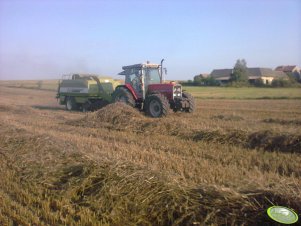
<box><xmin>0</xmin><ymin>86</ymin><xmax>300</xmax><ymax>225</ymax></box>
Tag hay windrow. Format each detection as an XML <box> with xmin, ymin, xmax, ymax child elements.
<box><xmin>191</xmin><ymin>129</ymin><xmax>301</xmax><ymax>153</ymax></box>
<box><xmin>263</xmin><ymin>118</ymin><xmax>301</xmax><ymax>126</ymax></box>
<box><xmin>67</xmin><ymin>102</ymin><xmax>190</xmax><ymax>135</ymax></box>
<box><xmin>211</xmin><ymin>114</ymin><xmax>244</xmax><ymax>121</ymax></box>
<box><xmin>1</xmin><ymin>123</ymin><xmax>300</xmax><ymax>225</ymax></box>
<box><xmin>68</xmin><ymin>104</ymin><xmax>301</xmax><ymax>153</ymax></box>
<box><xmin>50</xmin><ymin>162</ymin><xmax>301</xmax><ymax>226</ymax></box>
<box><xmin>68</xmin><ymin>102</ymin><xmax>147</xmax><ymax>132</ymax></box>
<box><xmin>248</xmin><ymin>130</ymin><xmax>301</xmax><ymax>152</ymax></box>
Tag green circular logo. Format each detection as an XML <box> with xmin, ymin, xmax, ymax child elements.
<box><xmin>267</xmin><ymin>206</ymin><xmax>299</xmax><ymax>224</ymax></box>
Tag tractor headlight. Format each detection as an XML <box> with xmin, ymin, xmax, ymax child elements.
<box><xmin>173</xmin><ymin>86</ymin><xmax>182</xmax><ymax>97</ymax></box>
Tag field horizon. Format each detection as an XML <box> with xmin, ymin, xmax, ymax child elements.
<box><xmin>1</xmin><ymin>79</ymin><xmax>301</xmax><ymax>100</ymax></box>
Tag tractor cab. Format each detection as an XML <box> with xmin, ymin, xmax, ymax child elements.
<box><xmin>118</xmin><ymin>63</ymin><xmax>162</xmax><ymax>99</ymax></box>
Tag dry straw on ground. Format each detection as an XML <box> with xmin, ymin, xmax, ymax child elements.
<box><xmin>0</xmin><ymin>86</ymin><xmax>300</xmax><ymax>225</ymax></box>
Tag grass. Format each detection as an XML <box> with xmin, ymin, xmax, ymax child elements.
<box><xmin>0</xmin><ymin>84</ymin><xmax>300</xmax><ymax>225</ymax></box>
<box><xmin>184</xmin><ymin>86</ymin><xmax>301</xmax><ymax>99</ymax></box>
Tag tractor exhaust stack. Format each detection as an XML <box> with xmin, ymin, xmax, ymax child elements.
<box><xmin>160</xmin><ymin>59</ymin><xmax>164</xmax><ymax>83</ymax></box>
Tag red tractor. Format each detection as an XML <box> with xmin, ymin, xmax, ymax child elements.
<box><xmin>112</xmin><ymin>59</ymin><xmax>195</xmax><ymax>117</ymax></box>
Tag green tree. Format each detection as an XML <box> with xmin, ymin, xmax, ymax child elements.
<box><xmin>230</xmin><ymin>59</ymin><xmax>249</xmax><ymax>85</ymax></box>
<box><xmin>193</xmin><ymin>75</ymin><xmax>203</xmax><ymax>85</ymax></box>
<box><xmin>193</xmin><ymin>75</ymin><xmax>219</xmax><ymax>86</ymax></box>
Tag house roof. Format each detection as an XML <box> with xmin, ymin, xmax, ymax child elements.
<box><xmin>210</xmin><ymin>68</ymin><xmax>287</xmax><ymax>80</ymax></box>
<box><xmin>275</xmin><ymin>65</ymin><xmax>297</xmax><ymax>72</ymax></box>
<box><xmin>248</xmin><ymin>68</ymin><xmax>287</xmax><ymax>78</ymax></box>
<box><xmin>210</xmin><ymin>69</ymin><xmax>233</xmax><ymax>78</ymax></box>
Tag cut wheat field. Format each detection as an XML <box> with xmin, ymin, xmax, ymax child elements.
<box><xmin>0</xmin><ymin>84</ymin><xmax>300</xmax><ymax>225</ymax></box>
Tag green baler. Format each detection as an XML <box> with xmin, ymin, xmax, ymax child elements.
<box><xmin>57</xmin><ymin>74</ymin><xmax>120</xmax><ymax>111</ymax></box>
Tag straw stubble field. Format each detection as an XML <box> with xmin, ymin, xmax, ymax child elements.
<box><xmin>0</xmin><ymin>85</ymin><xmax>300</xmax><ymax>225</ymax></box>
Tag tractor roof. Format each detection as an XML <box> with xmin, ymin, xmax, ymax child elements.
<box><xmin>122</xmin><ymin>63</ymin><xmax>160</xmax><ymax>70</ymax></box>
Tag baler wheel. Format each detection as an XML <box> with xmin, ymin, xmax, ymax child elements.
<box><xmin>65</xmin><ymin>97</ymin><xmax>78</xmax><ymax>111</ymax></box>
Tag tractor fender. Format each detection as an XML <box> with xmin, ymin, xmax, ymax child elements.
<box><xmin>146</xmin><ymin>91</ymin><xmax>170</xmax><ymax>102</ymax></box>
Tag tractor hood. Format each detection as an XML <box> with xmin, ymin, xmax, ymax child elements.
<box><xmin>148</xmin><ymin>83</ymin><xmax>182</xmax><ymax>100</ymax></box>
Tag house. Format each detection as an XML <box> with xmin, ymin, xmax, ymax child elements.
<box><xmin>210</xmin><ymin>69</ymin><xmax>233</xmax><ymax>83</ymax></box>
<box><xmin>247</xmin><ymin>68</ymin><xmax>287</xmax><ymax>84</ymax></box>
<box><xmin>275</xmin><ymin>65</ymin><xmax>300</xmax><ymax>80</ymax></box>
<box><xmin>210</xmin><ymin>68</ymin><xmax>287</xmax><ymax>84</ymax></box>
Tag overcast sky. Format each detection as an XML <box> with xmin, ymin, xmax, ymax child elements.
<box><xmin>0</xmin><ymin>0</ymin><xmax>300</xmax><ymax>80</ymax></box>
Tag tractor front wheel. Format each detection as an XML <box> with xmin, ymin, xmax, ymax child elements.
<box><xmin>182</xmin><ymin>92</ymin><xmax>195</xmax><ymax>113</ymax></box>
<box><xmin>112</xmin><ymin>87</ymin><xmax>135</xmax><ymax>107</ymax></box>
<box><xmin>144</xmin><ymin>94</ymin><xmax>169</xmax><ymax>118</ymax></box>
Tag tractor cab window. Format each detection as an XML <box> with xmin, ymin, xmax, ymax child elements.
<box><xmin>123</xmin><ymin>68</ymin><xmax>142</xmax><ymax>95</ymax></box>
<box><xmin>144</xmin><ymin>67</ymin><xmax>161</xmax><ymax>85</ymax></box>
<box><xmin>124</xmin><ymin>69</ymin><xmax>141</xmax><ymax>83</ymax></box>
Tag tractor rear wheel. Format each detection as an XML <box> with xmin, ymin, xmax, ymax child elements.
<box><xmin>182</xmin><ymin>92</ymin><xmax>195</xmax><ymax>113</ymax></box>
<box><xmin>144</xmin><ymin>93</ymin><xmax>169</xmax><ymax>118</ymax></box>
<box><xmin>66</xmin><ymin>97</ymin><xmax>78</xmax><ymax>111</ymax></box>
<box><xmin>112</xmin><ymin>87</ymin><xmax>135</xmax><ymax>107</ymax></box>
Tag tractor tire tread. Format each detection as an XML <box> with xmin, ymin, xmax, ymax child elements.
<box><xmin>112</xmin><ymin>87</ymin><xmax>135</xmax><ymax>107</ymax></box>
<box><xmin>144</xmin><ymin>93</ymin><xmax>169</xmax><ymax>117</ymax></box>
<box><xmin>182</xmin><ymin>91</ymin><xmax>195</xmax><ymax>113</ymax></box>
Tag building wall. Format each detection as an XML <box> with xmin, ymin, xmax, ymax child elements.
<box><xmin>261</xmin><ymin>76</ymin><xmax>274</xmax><ymax>84</ymax></box>
<box><xmin>292</xmin><ymin>66</ymin><xmax>300</xmax><ymax>73</ymax></box>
